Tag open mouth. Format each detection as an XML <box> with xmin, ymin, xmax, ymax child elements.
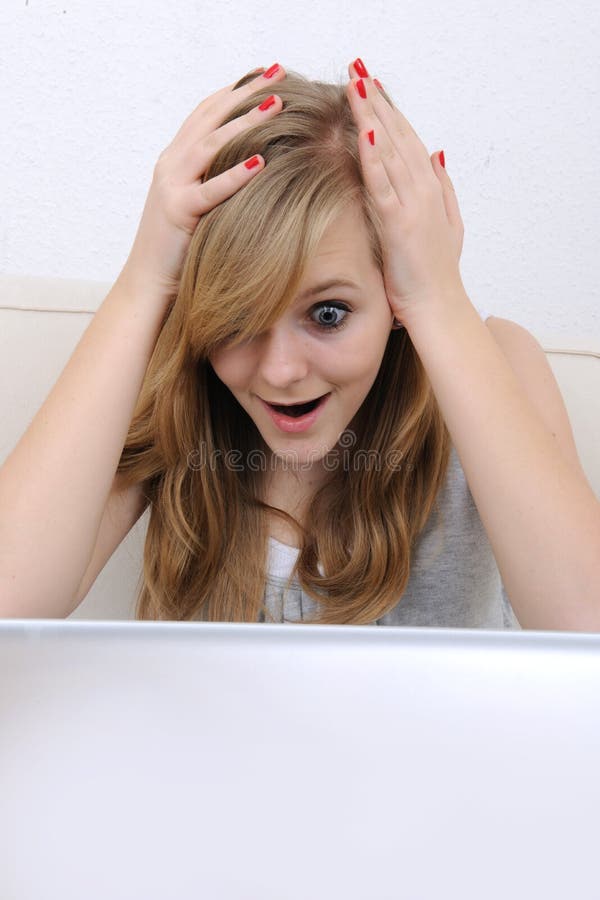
<box><xmin>267</xmin><ymin>394</ymin><xmax>329</xmax><ymax>418</ymax></box>
<box><xmin>260</xmin><ymin>392</ymin><xmax>332</xmax><ymax>433</ymax></box>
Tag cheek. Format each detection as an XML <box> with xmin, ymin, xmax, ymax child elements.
<box><xmin>335</xmin><ymin>322</ymin><xmax>389</xmax><ymax>381</ymax></box>
<box><xmin>209</xmin><ymin>346</ymin><xmax>252</xmax><ymax>391</ymax></box>
<box><xmin>319</xmin><ymin>346</ymin><xmax>381</xmax><ymax>398</ymax></box>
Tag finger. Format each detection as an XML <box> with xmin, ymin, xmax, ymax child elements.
<box><xmin>346</xmin><ymin>60</ymin><xmax>418</xmax><ymax>143</ymax></box>
<box><xmin>178</xmin><ymin>92</ymin><xmax>283</xmax><ymax>182</ymax></box>
<box><xmin>234</xmin><ymin>66</ymin><xmax>267</xmax><ymax>84</ymax></box>
<box><xmin>187</xmin><ymin>153</ymin><xmax>266</xmax><ymax>218</ymax></box>
<box><xmin>431</xmin><ymin>150</ymin><xmax>464</xmax><ymax>234</ymax></box>
<box><xmin>353</xmin><ymin>122</ymin><xmax>403</xmax><ymax>233</ymax></box>
<box><xmin>347</xmin><ymin>62</ymin><xmax>433</xmax><ymax>181</ymax></box>
<box><xmin>346</xmin><ymin>76</ymin><xmax>414</xmax><ymax>201</ymax></box>
<box><xmin>369</xmin><ymin>92</ymin><xmax>434</xmax><ymax>182</ymax></box>
<box><xmin>173</xmin><ymin>64</ymin><xmax>287</xmax><ymax>148</ymax></box>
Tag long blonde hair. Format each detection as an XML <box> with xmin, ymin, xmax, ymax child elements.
<box><xmin>116</xmin><ymin>68</ymin><xmax>451</xmax><ymax>623</ymax></box>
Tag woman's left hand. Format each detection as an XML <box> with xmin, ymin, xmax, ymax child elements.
<box><xmin>346</xmin><ymin>59</ymin><xmax>466</xmax><ymax>328</ymax></box>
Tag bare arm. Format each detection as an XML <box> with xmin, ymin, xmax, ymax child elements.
<box><xmin>0</xmin><ymin>273</ymin><xmax>169</xmax><ymax>618</ymax></box>
<box><xmin>405</xmin><ymin>292</ymin><xmax>600</xmax><ymax>631</ymax></box>
<box><xmin>71</xmin><ymin>474</ymin><xmax>150</xmax><ymax>613</ymax></box>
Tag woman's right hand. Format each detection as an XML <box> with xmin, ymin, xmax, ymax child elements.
<box><xmin>121</xmin><ymin>63</ymin><xmax>286</xmax><ymax>302</ymax></box>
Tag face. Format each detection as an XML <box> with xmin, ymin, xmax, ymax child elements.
<box><xmin>209</xmin><ymin>204</ymin><xmax>395</xmax><ymax>476</ymax></box>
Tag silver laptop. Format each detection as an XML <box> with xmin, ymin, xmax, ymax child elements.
<box><xmin>1</xmin><ymin>620</ymin><xmax>599</xmax><ymax>900</ymax></box>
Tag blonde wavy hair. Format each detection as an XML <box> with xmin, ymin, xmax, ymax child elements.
<box><xmin>116</xmin><ymin>67</ymin><xmax>451</xmax><ymax>624</ymax></box>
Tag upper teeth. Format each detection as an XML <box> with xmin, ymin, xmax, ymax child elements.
<box><xmin>270</xmin><ymin>395</ymin><xmax>321</xmax><ymax>406</ymax></box>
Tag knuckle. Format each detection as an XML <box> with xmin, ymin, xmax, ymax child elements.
<box><xmin>379</xmin><ymin>187</ymin><xmax>400</xmax><ymax>214</ymax></box>
<box><xmin>197</xmin><ymin>174</ymin><xmax>221</xmax><ymax>206</ymax></box>
<box><xmin>158</xmin><ymin>177</ymin><xmax>178</xmax><ymax>211</ymax></box>
<box><xmin>202</xmin><ymin>129</ymin><xmax>220</xmax><ymax>151</ymax></box>
<box><xmin>152</xmin><ymin>168</ymin><xmax>171</xmax><ymax>198</ymax></box>
<box><xmin>418</xmin><ymin>176</ymin><xmax>442</xmax><ymax>199</ymax></box>
<box><xmin>162</xmin><ymin>191</ymin><xmax>179</xmax><ymax>222</ymax></box>
<box><xmin>154</xmin><ymin>148</ymin><xmax>169</xmax><ymax>172</ymax></box>
<box><xmin>154</xmin><ymin>147</ymin><xmax>176</xmax><ymax>179</ymax></box>
<box><xmin>402</xmin><ymin>211</ymin><xmax>420</xmax><ymax>234</ymax></box>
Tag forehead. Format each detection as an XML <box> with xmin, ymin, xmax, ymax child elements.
<box><xmin>300</xmin><ymin>204</ymin><xmax>377</xmax><ymax>287</ymax></box>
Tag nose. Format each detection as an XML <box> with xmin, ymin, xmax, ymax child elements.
<box><xmin>256</xmin><ymin>323</ymin><xmax>310</xmax><ymax>392</ymax></box>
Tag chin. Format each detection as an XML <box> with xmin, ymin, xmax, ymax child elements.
<box><xmin>266</xmin><ymin>435</ymin><xmax>337</xmax><ymax>470</ymax></box>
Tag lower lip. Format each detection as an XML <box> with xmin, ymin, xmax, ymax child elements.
<box><xmin>260</xmin><ymin>393</ymin><xmax>331</xmax><ymax>434</ymax></box>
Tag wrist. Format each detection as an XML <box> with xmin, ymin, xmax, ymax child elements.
<box><xmin>117</xmin><ymin>258</ymin><xmax>178</xmax><ymax>309</ymax></box>
<box><xmin>399</xmin><ymin>280</ymin><xmax>473</xmax><ymax>337</ymax></box>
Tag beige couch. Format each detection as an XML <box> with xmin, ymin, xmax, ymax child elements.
<box><xmin>2</xmin><ymin>274</ymin><xmax>599</xmax><ymax>620</ymax></box>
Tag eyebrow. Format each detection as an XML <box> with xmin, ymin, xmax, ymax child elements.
<box><xmin>296</xmin><ymin>278</ymin><xmax>361</xmax><ymax>300</ymax></box>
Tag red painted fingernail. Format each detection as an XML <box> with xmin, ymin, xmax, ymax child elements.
<box><xmin>263</xmin><ymin>63</ymin><xmax>280</xmax><ymax>79</ymax></box>
<box><xmin>353</xmin><ymin>58</ymin><xmax>369</xmax><ymax>78</ymax></box>
<box><xmin>368</xmin><ymin>130</ymin><xmax>375</xmax><ymax>146</ymax></box>
<box><xmin>244</xmin><ymin>156</ymin><xmax>260</xmax><ymax>170</ymax></box>
<box><xmin>355</xmin><ymin>78</ymin><xmax>367</xmax><ymax>99</ymax></box>
<box><xmin>373</xmin><ymin>78</ymin><xmax>383</xmax><ymax>91</ymax></box>
<box><xmin>439</xmin><ymin>150</ymin><xmax>446</xmax><ymax>168</ymax></box>
<box><xmin>258</xmin><ymin>95</ymin><xmax>276</xmax><ymax>111</ymax></box>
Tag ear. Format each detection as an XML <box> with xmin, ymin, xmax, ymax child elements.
<box><xmin>431</xmin><ymin>150</ymin><xmax>464</xmax><ymax>254</ymax></box>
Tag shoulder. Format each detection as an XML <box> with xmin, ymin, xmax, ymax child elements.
<box><xmin>483</xmin><ymin>314</ymin><xmax>543</xmax><ymax>357</ymax></box>
<box><xmin>483</xmin><ymin>315</ymin><xmax>585</xmax><ymax>477</ymax></box>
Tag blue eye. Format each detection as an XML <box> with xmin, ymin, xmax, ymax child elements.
<box><xmin>311</xmin><ymin>302</ymin><xmax>350</xmax><ymax>331</ymax></box>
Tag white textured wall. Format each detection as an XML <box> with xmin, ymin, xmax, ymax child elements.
<box><xmin>1</xmin><ymin>0</ymin><xmax>598</xmax><ymax>336</ymax></box>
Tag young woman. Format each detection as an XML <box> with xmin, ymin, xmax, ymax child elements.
<box><xmin>1</xmin><ymin>58</ymin><xmax>599</xmax><ymax>628</ymax></box>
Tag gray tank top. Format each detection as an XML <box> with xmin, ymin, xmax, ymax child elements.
<box><xmin>262</xmin><ymin>306</ymin><xmax>521</xmax><ymax>629</ymax></box>
<box><xmin>263</xmin><ymin>444</ymin><xmax>520</xmax><ymax>628</ymax></box>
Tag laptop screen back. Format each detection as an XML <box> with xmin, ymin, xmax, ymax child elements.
<box><xmin>1</xmin><ymin>621</ymin><xmax>599</xmax><ymax>900</ymax></box>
